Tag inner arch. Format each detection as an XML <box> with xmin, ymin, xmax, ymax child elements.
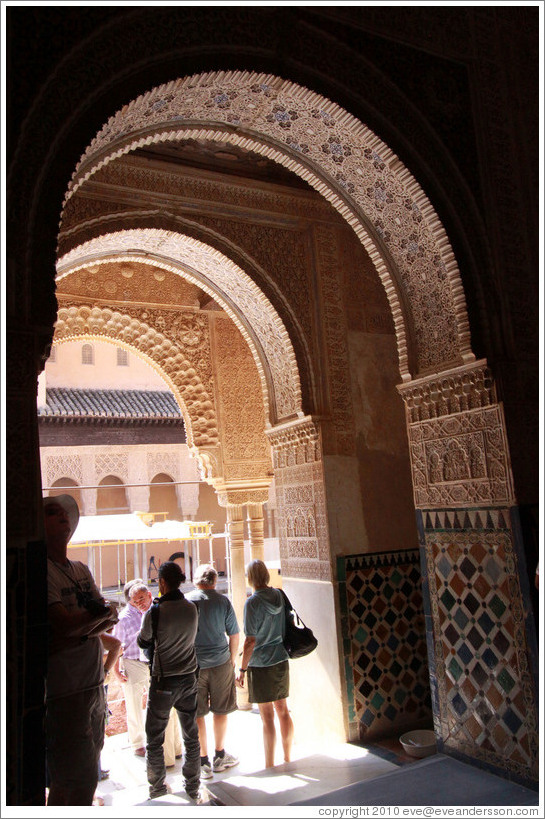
<box><xmin>51</xmin><ymin>323</ymin><xmax>208</xmax><ymax>451</ymax></box>
<box><xmin>56</xmin><ymin>228</ymin><xmax>303</xmax><ymax>426</ymax></box>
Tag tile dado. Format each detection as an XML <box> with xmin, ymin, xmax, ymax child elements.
<box><xmin>338</xmin><ymin>549</ymin><xmax>432</xmax><ymax>742</ymax></box>
<box><xmin>419</xmin><ymin>507</ymin><xmax>538</xmax><ymax>784</ymax></box>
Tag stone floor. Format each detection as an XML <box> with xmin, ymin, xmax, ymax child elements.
<box><xmin>96</xmin><ymin>706</ymin><xmax>401</xmax><ymax>808</ymax></box>
<box><xmin>94</xmin><ymin>708</ymin><xmax>539</xmax><ymax>812</ymax></box>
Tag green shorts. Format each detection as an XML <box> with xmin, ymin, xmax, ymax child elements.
<box><xmin>247</xmin><ymin>660</ymin><xmax>289</xmax><ymax>704</ymax></box>
<box><xmin>197</xmin><ymin>658</ymin><xmax>237</xmax><ymax>717</ymax></box>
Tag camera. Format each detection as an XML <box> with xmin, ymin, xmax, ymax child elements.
<box><xmin>76</xmin><ymin>590</ymin><xmax>112</xmax><ymax>618</ymax></box>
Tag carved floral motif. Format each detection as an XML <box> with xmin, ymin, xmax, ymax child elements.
<box><xmin>212</xmin><ymin>316</ymin><xmax>272</xmax><ymax>480</ymax></box>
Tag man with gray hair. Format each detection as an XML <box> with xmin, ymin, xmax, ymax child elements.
<box><xmin>113</xmin><ymin>579</ymin><xmax>153</xmax><ymax>756</ymax></box>
<box><xmin>113</xmin><ymin>579</ymin><xmax>182</xmax><ymax>764</ymax></box>
<box><xmin>187</xmin><ymin>563</ymin><xmax>240</xmax><ymax>779</ymax></box>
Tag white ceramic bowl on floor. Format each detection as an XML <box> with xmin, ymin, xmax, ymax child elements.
<box><xmin>399</xmin><ymin>729</ymin><xmax>437</xmax><ymax>758</ymax></box>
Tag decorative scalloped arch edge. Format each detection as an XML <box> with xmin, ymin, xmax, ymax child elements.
<box><xmin>62</xmin><ymin>70</ymin><xmax>475</xmax><ymax>379</ymax></box>
<box><xmin>53</xmin><ymin>311</ymin><xmax>216</xmax><ymax>451</ymax></box>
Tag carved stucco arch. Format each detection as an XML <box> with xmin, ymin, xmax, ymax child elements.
<box><xmin>64</xmin><ymin>70</ymin><xmax>476</xmax><ymax>380</ymax></box>
<box><xmin>57</xmin><ymin>229</ymin><xmax>303</xmax><ymax>430</ymax></box>
<box><xmin>58</xmin><ymin>210</ymin><xmax>316</xmax><ymax>414</ymax></box>
<box><xmin>52</xmin><ymin>309</ymin><xmax>218</xmax><ymax>457</ymax></box>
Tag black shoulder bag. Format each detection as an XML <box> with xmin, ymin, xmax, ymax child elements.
<box><xmin>279</xmin><ymin>588</ymin><xmax>318</xmax><ymax>659</ymax></box>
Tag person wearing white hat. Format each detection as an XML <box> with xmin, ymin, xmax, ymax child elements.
<box><xmin>43</xmin><ymin>494</ymin><xmax>118</xmax><ymax>806</ymax></box>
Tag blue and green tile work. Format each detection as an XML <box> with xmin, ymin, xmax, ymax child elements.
<box><xmin>338</xmin><ymin>549</ymin><xmax>432</xmax><ymax>742</ymax></box>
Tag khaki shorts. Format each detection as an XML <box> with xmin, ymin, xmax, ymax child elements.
<box><xmin>247</xmin><ymin>660</ymin><xmax>289</xmax><ymax>704</ymax></box>
<box><xmin>197</xmin><ymin>658</ymin><xmax>237</xmax><ymax>717</ymax></box>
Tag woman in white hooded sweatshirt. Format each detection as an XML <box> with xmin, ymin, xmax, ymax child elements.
<box><xmin>235</xmin><ymin>559</ymin><xmax>294</xmax><ymax>768</ymax></box>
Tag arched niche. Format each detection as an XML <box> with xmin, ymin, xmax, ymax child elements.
<box><xmin>96</xmin><ymin>474</ymin><xmax>129</xmax><ymax>515</ymax></box>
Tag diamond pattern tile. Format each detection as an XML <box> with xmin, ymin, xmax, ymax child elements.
<box><xmin>420</xmin><ymin>507</ymin><xmax>538</xmax><ymax>782</ymax></box>
<box><xmin>339</xmin><ymin>549</ymin><xmax>431</xmax><ymax>741</ymax></box>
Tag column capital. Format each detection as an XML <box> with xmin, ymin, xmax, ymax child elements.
<box><xmin>190</xmin><ymin>445</ymin><xmax>223</xmax><ymax>482</ymax></box>
<box><xmin>397</xmin><ymin>359</ymin><xmax>496</xmax><ymax>422</ymax></box>
<box><xmin>215</xmin><ymin>480</ymin><xmax>271</xmax><ymax>508</ymax></box>
<box><xmin>398</xmin><ymin>360</ymin><xmax>515</xmax><ymax>508</ymax></box>
<box><xmin>266</xmin><ymin>415</ymin><xmax>321</xmax><ymax>468</ymax></box>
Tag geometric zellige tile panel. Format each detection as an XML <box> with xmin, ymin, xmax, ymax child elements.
<box><xmin>344</xmin><ymin>550</ymin><xmax>432</xmax><ymax>741</ymax></box>
<box><xmin>424</xmin><ymin>513</ymin><xmax>539</xmax><ymax>782</ymax></box>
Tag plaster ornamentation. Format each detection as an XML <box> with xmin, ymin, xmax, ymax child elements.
<box><xmin>284</xmin><ymin>485</ymin><xmax>314</xmax><ymax>505</ymax></box>
<box><xmin>213</xmin><ymin>317</ymin><xmax>272</xmax><ymax>473</ymax></box>
<box><xmin>191</xmin><ymin>446</ymin><xmax>222</xmax><ymax>483</ymax></box>
<box><xmin>268</xmin><ymin>417</ymin><xmax>331</xmax><ymax>580</ymax></box>
<box><xmin>147</xmin><ymin>451</ymin><xmax>180</xmax><ymax>482</ymax></box>
<box><xmin>216</xmin><ymin>488</ymin><xmax>271</xmax><ymax>507</ymax></box>
<box><xmin>61</xmin><ymin>156</ymin><xmax>333</xmax><ymax>237</ymax></box>
<box><xmin>397</xmin><ymin>360</ymin><xmax>496</xmax><ymax>423</ymax></box>
<box><xmin>315</xmin><ymin>223</ymin><xmax>357</xmax><ymax>455</ymax></box>
<box><xmin>45</xmin><ymin>454</ymin><xmax>84</xmax><ymax>488</ymax></box>
<box><xmin>57</xmin><ymin>259</ymin><xmax>203</xmax><ymax>308</ymax></box>
<box><xmin>281</xmin><ymin>558</ymin><xmax>329</xmax><ymax>581</ymax></box>
<box><xmin>94</xmin><ymin>452</ymin><xmax>129</xmax><ymax>482</ymax></box>
<box><xmin>398</xmin><ymin>361</ymin><xmax>514</xmax><ymax>508</ymax></box>
<box><xmin>53</xmin><ymin>304</ymin><xmax>219</xmax><ymax>449</ymax></box>
<box><xmin>66</xmin><ymin>71</ymin><xmax>475</xmax><ymax>376</ymax></box>
<box><xmin>194</xmin><ymin>214</ymin><xmax>314</xmax><ymax>347</ymax></box>
<box><xmin>266</xmin><ymin>416</ymin><xmax>321</xmax><ymax>468</ymax></box>
<box><xmin>407</xmin><ymin>406</ymin><xmax>515</xmax><ymax>508</ymax></box>
<box><xmin>286</xmin><ymin>538</ymin><xmax>319</xmax><ymax>560</ymax></box>
<box><xmin>57</xmin><ymin>230</ymin><xmax>302</xmax><ymax>424</ymax></box>
<box><xmin>223</xmin><ymin>463</ymin><xmax>273</xmax><ymax>482</ymax></box>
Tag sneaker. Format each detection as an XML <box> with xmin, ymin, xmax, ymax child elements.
<box><xmin>213</xmin><ymin>751</ymin><xmax>239</xmax><ymax>772</ymax></box>
<box><xmin>200</xmin><ymin>762</ymin><xmax>213</xmax><ymax>780</ymax></box>
<box><xmin>187</xmin><ymin>786</ymin><xmax>211</xmax><ymax>805</ymax></box>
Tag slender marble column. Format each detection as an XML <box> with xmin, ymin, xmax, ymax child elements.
<box><xmin>247</xmin><ymin>502</ymin><xmax>265</xmax><ymax>561</ymax></box>
<box><xmin>226</xmin><ymin>504</ymin><xmax>251</xmax><ymax>709</ymax></box>
<box><xmin>226</xmin><ymin>504</ymin><xmax>246</xmax><ymax>631</ymax></box>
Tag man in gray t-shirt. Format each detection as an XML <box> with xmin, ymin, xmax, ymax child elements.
<box><xmin>187</xmin><ymin>564</ymin><xmax>240</xmax><ymax>779</ymax></box>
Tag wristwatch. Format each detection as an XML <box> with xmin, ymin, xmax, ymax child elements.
<box><xmin>240</xmin><ymin>667</ymin><xmax>247</xmax><ymax>673</ymax></box>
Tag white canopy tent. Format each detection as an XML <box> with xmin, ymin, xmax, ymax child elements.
<box><xmin>68</xmin><ymin>513</ymin><xmax>224</xmax><ymax>592</ymax></box>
